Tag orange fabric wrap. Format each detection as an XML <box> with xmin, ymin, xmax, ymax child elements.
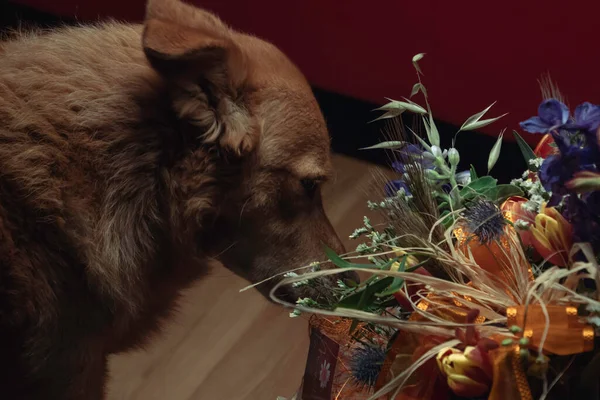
<box><xmin>506</xmin><ymin>305</ymin><xmax>594</xmax><ymax>356</ymax></box>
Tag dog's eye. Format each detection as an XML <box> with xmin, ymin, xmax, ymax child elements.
<box><xmin>300</xmin><ymin>179</ymin><xmax>319</xmax><ymax>197</ymax></box>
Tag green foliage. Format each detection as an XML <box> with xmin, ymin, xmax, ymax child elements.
<box><xmin>513</xmin><ymin>130</ymin><xmax>537</xmax><ymax>166</ymax></box>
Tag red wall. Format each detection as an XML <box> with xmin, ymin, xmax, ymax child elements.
<box><xmin>13</xmin><ymin>0</ymin><xmax>600</xmax><ymax>145</ymax></box>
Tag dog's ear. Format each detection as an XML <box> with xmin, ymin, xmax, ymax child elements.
<box><xmin>143</xmin><ymin>0</ymin><xmax>256</xmax><ymax>156</ymax></box>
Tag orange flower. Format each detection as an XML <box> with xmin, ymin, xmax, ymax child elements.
<box><xmin>530</xmin><ymin>204</ymin><xmax>573</xmax><ymax>267</ymax></box>
<box><xmin>454</xmin><ymin>225</ymin><xmax>514</xmax><ymax>279</ymax></box>
<box><xmin>520</xmin><ymin>134</ymin><xmax>558</xmax><ymax>182</ymax></box>
<box><xmin>534</xmin><ymin>133</ymin><xmax>559</xmax><ymax>158</ymax></box>
<box><xmin>501</xmin><ymin>196</ymin><xmax>536</xmax><ymax>247</ymax></box>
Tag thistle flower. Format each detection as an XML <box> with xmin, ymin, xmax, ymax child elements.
<box><xmin>350</xmin><ymin>345</ymin><xmax>387</xmax><ymax>389</ymax></box>
<box><xmin>462</xmin><ymin>200</ymin><xmax>506</xmax><ymax>244</ymax></box>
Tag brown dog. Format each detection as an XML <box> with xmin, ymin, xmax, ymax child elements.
<box><xmin>0</xmin><ymin>0</ymin><xmax>355</xmax><ymax>398</ymax></box>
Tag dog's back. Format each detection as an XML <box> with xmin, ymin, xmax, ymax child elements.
<box><xmin>0</xmin><ymin>23</ymin><xmax>184</xmax><ymax>398</ymax></box>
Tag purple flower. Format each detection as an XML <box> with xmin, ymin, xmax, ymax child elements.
<box><xmin>520</xmin><ymin>99</ymin><xmax>569</xmax><ymax>134</ymax></box>
<box><xmin>565</xmin><ymin>193</ymin><xmax>600</xmax><ymax>250</ymax></box>
<box><xmin>538</xmin><ymin>140</ymin><xmax>596</xmax><ymax>203</ymax></box>
<box><xmin>386</xmin><ymin>144</ymin><xmax>433</xmax><ymax>197</ymax></box>
<box><xmin>391</xmin><ymin>144</ymin><xmax>435</xmax><ymax>174</ymax></box>
<box><xmin>385</xmin><ymin>179</ymin><xmax>410</xmax><ymax>197</ymax></box>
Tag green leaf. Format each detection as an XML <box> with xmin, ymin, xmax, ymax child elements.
<box><xmin>422</xmin><ymin>115</ymin><xmax>440</xmax><ymax>147</ymax></box>
<box><xmin>512</xmin><ymin>130</ymin><xmax>536</xmax><ymax>164</ymax></box>
<box><xmin>462</xmin><ymin>114</ymin><xmax>508</xmax><ymax>131</ymax></box>
<box><xmin>470</xmin><ymin>165</ymin><xmax>478</xmax><ymax>181</ymax></box>
<box><xmin>440</xmin><ymin>209</ymin><xmax>454</xmax><ymax>228</ymax></box>
<box><xmin>379</xmin><ymin>98</ymin><xmax>427</xmax><ymax>114</ymax></box>
<box><xmin>376</xmin><ymin>277</ymin><xmax>404</xmax><ymax>298</ymax></box>
<box><xmin>375</xmin><ymin>257</ymin><xmax>407</xmax><ymax>298</ymax></box>
<box><xmin>460</xmin><ymin>176</ymin><xmax>498</xmax><ymax>194</ymax></box>
<box><xmin>411</xmin><ymin>83</ymin><xmax>427</xmax><ymax>98</ymax></box>
<box><xmin>412</xmin><ymin>53</ymin><xmax>425</xmax><ymax>74</ymax></box>
<box><xmin>412</xmin><ymin>53</ymin><xmax>425</xmax><ymax>62</ymax></box>
<box><xmin>459</xmin><ymin>102</ymin><xmax>507</xmax><ymax>131</ymax></box>
<box><xmin>369</xmin><ymin>109</ymin><xmax>403</xmax><ymax>123</ymax></box>
<box><xmin>324</xmin><ymin>245</ymin><xmax>377</xmax><ymax>269</ymax></box>
<box><xmin>482</xmin><ymin>184</ymin><xmax>524</xmax><ymax>202</ymax></box>
<box><xmin>459</xmin><ymin>102</ymin><xmax>496</xmax><ymax>129</ymax></box>
<box><xmin>407</xmin><ymin>127</ymin><xmax>433</xmax><ymax>152</ymax></box>
<box><xmin>337</xmin><ymin>277</ymin><xmax>394</xmax><ymax>310</ymax></box>
<box><xmin>487</xmin><ymin>130</ymin><xmax>504</xmax><ymax>173</ymax></box>
<box><xmin>360</xmin><ymin>141</ymin><xmax>406</xmax><ymax>150</ymax></box>
<box><xmin>375</xmin><ymin>258</ymin><xmax>430</xmax><ymax>298</ymax></box>
<box><xmin>460</xmin><ymin>176</ymin><xmax>498</xmax><ymax>200</ymax></box>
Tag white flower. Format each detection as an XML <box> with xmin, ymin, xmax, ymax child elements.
<box><xmin>319</xmin><ymin>359</ymin><xmax>331</xmax><ymax>388</ymax></box>
<box><xmin>515</xmin><ymin>219</ymin><xmax>530</xmax><ymax>230</ymax></box>
<box><xmin>528</xmin><ymin>157</ymin><xmax>544</xmax><ymax>169</ymax></box>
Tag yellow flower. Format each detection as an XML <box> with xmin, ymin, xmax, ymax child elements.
<box><xmin>530</xmin><ymin>203</ymin><xmax>573</xmax><ymax>267</ymax></box>
<box><xmin>390</xmin><ymin>248</ymin><xmax>419</xmax><ymax>271</ymax></box>
<box><xmin>436</xmin><ymin>346</ymin><xmax>492</xmax><ymax>398</ymax></box>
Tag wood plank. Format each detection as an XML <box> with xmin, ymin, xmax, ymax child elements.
<box><xmin>107</xmin><ymin>154</ymin><xmax>393</xmax><ymax>400</ymax></box>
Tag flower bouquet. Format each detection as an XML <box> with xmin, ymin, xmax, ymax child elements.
<box><xmin>270</xmin><ymin>54</ymin><xmax>600</xmax><ymax>400</ymax></box>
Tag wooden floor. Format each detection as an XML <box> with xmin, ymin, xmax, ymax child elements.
<box><xmin>106</xmin><ymin>154</ymin><xmax>392</xmax><ymax>400</ymax></box>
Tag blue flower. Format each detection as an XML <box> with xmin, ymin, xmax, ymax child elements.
<box><xmin>568</xmin><ymin>102</ymin><xmax>600</xmax><ymax>132</ymax></box>
<box><xmin>520</xmin><ymin>99</ymin><xmax>569</xmax><ymax>134</ymax></box>
<box><xmin>521</xmin><ymin>99</ymin><xmax>600</xmax><ymax>135</ymax></box>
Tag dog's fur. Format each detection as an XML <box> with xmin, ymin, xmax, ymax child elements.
<box><xmin>0</xmin><ymin>0</ymin><xmax>352</xmax><ymax>398</ymax></box>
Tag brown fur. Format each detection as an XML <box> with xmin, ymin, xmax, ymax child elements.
<box><xmin>0</xmin><ymin>0</ymin><xmax>354</xmax><ymax>398</ymax></box>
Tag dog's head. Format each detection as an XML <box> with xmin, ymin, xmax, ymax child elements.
<box><xmin>143</xmin><ymin>0</ymin><xmax>358</xmax><ymax>300</ymax></box>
